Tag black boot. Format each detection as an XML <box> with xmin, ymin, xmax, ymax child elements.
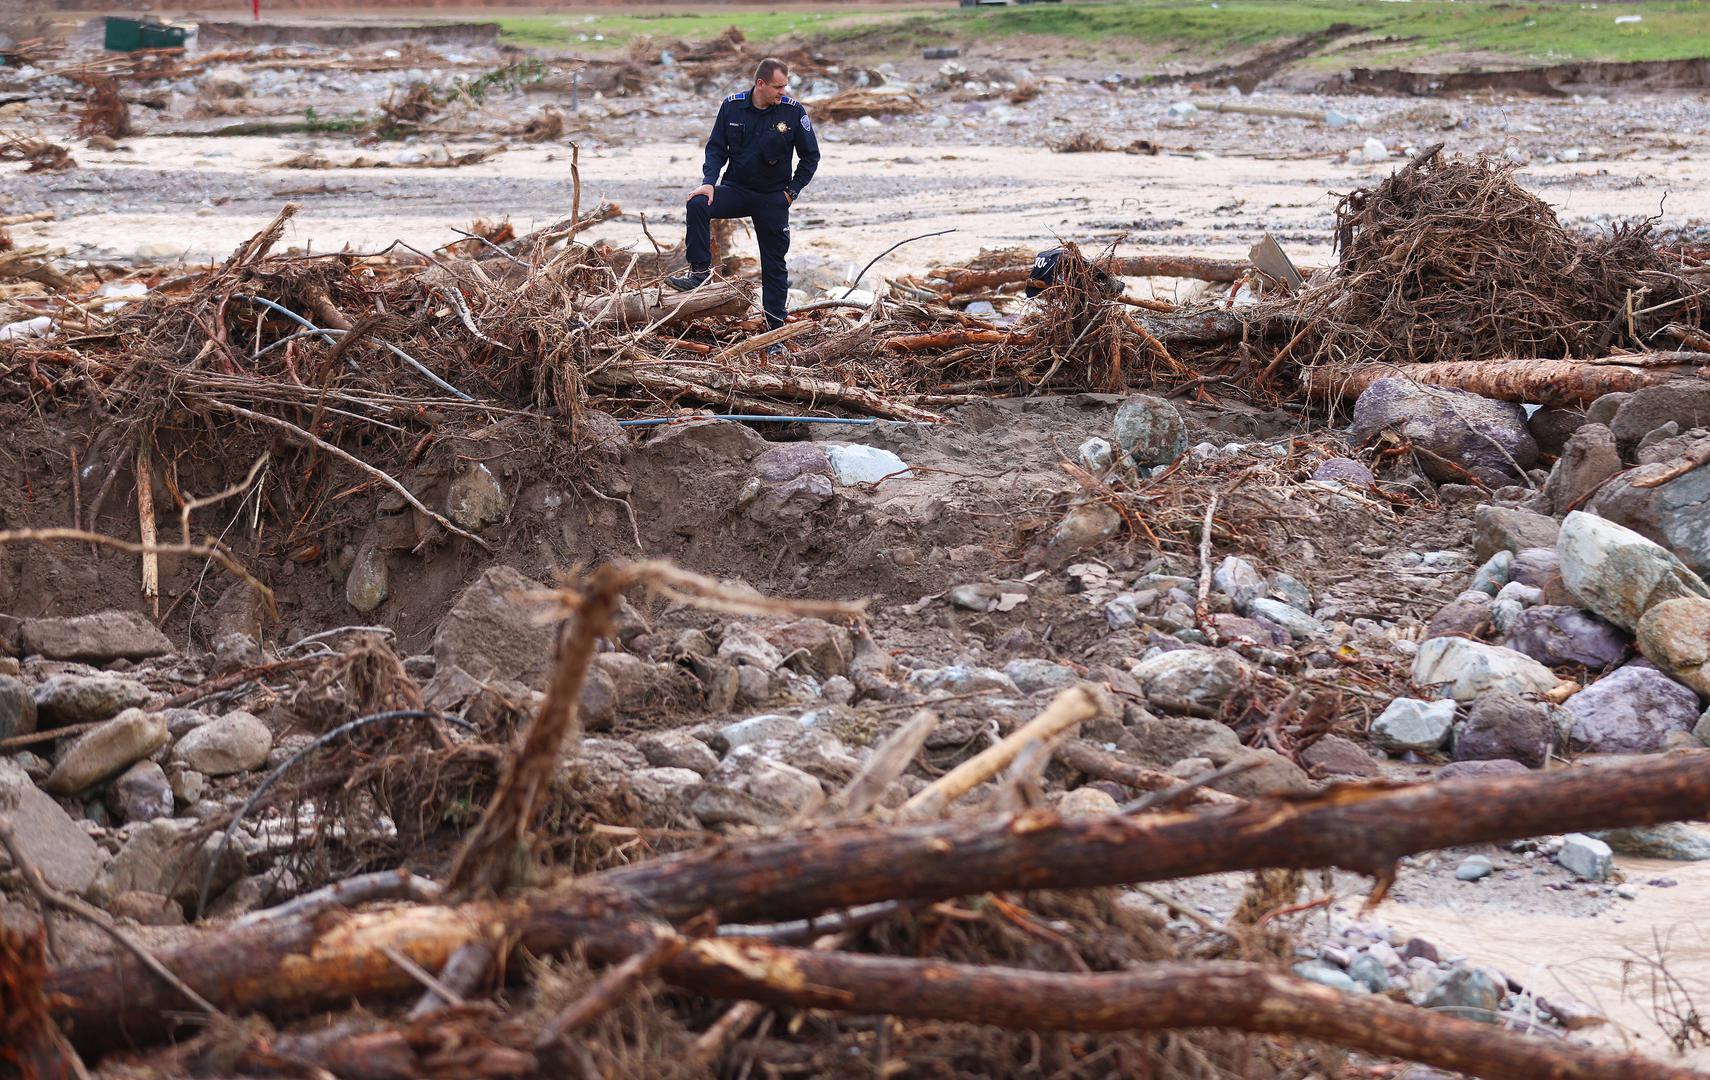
<box><xmin>666</xmin><ymin>265</ymin><xmax>710</xmax><ymax>291</ymax></box>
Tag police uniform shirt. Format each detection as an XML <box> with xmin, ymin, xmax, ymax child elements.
<box><xmin>702</xmin><ymin>90</ymin><xmax>822</xmax><ymax>201</ymax></box>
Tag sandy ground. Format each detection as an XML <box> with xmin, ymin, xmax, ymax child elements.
<box><xmin>11</xmin><ymin>130</ymin><xmax>1710</xmax><ymax>296</ymax></box>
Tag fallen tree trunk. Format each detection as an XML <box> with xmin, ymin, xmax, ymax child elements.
<box><xmin>939</xmin><ymin>255</ymin><xmax>1264</xmax><ymax>292</ymax></box>
<box><xmin>49</xmin><ymin>753</ymin><xmax>1710</xmax><ymax>1049</ymax></box>
<box><xmin>1301</xmin><ymin>353</ymin><xmax>1710</xmax><ymax>408</ymax></box>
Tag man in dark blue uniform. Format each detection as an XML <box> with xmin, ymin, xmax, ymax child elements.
<box><xmin>667</xmin><ymin>58</ymin><xmax>821</xmax><ymax>334</ymax></box>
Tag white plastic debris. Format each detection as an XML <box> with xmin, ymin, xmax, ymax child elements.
<box><xmin>96</xmin><ymin>281</ymin><xmax>149</xmax><ymax>311</ymax></box>
<box><xmin>1359</xmin><ymin>137</ymin><xmax>1389</xmax><ymax>163</ymax></box>
<box><xmin>1614</xmin><ymin>14</ymin><xmax>1642</xmax><ymax>24</ymax></box>
<box><xmin>825</xmin><ymin>444</ymin><xmax>912</xmax><ymax>485</ymax></box>
<box><xmin>0</xmin><ymin>316</ymin><xmax>55</xmax><ymax>341</ymax></box>
<box><xmin>1166</xmin><ymin>101</ymin><xmax>1199</xmax><ymax>118</ymax></box>
<box><xmin>1324</xmin><ymin>109</ymin><xmax>1359</xmax><ymax>128</ymax></box>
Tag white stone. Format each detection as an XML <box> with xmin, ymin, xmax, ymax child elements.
<box><xmin>825</xmin><ymin>444</ymin><xmax>911</xmax><ymax>485</ymax></box>
<box><xmin>1248</xmin><ymin>597</ymin><xmax>1326</xmax><ymax>638</ymax></box>
<box><xmin>1411</xmin><ymin>638</ymin><xmax>1558</xmax><ymax>702</ymax></box>
<box><xmin>1558</xmin><ymin>833</ymin><xmax>1614</xmax><ymax>881</ymax></box>
<box><xmin>1371</xmin><ymin>697</ymin><xmax>1456</xmax><ymax>753</ymax></box>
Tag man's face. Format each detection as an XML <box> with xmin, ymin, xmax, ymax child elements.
<box><xmin>753</xmin><ymin>71</ymin><xmax>789</xmax><ymax>108</ymax></box>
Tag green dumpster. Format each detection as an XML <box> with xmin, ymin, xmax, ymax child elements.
<box><xmin>139</xmin><ymin>22</ymin><xmax>191</xmax><ymax>49</ymax></box>
<box><xmin>104</xmin><ymin>16</ymin><xmax>190</xmax><ymax>52</ymax></box>
<box><xmin>103</xmin><ymin>17</ymin><xmax>144</xmax><ymax>51</ymax></box>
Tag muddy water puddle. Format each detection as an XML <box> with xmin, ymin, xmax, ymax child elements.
<box><xmin>1385</xmin><ymin>851</ymin><xmax>1710</xmax><ymax>1067</ymax></box>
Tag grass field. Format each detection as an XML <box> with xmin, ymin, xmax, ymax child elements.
<box><xmin>496</xmin><ymin>1</ymin><xmax>1710</xmax><ymax>66</ymax></box>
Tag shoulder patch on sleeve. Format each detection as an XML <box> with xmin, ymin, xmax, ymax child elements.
<box><xmin>801</xmin><ymin>112</ymin><xmax>812</xmax><ymax>131</ymax></box>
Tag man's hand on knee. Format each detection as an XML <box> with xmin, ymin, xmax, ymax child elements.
<box><xmin>688</xmin><ymin>184</ymin><xmax>715</xmax><ymax>205</ymax></box>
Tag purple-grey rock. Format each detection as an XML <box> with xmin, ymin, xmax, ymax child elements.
<box><xmin>751</xmin><ymin>443</ymin><xmax>834</xmax><ymax>484</ymax></box>
<box><xmin>1426</xmin><ymin>599</ymin><xmax>1492</xmax><ymax>641</ymax></box>
<box><xmin>1301</xmin><ymin>734</ymin><xmax>1384</xmax><ymax>778</ymax></box>
<box><xmin>1454</xmin><ymin>690</ymin><xmax>1554</xmax><ymax>767</ymax></box>
<box><xmin>1566</xmin><ymin>663</ymin><xmax>1702</xmax><ymax>753</ymax></box>
<box><xmin>1509</xmin><ymin>548</ymin><xmax>1560</xmax><ymax>590</ymax></box>
<box><xmin>1350</xmin><ymin>379</ymin><xmax>1538</xmax><ymax>487</ymax></box>
<box><xmin>1501</xmin><ymin>605</ymin><xmax>1629</xmax><ymax>669</ymax></box>
<box><xmin>108</xmin><ymin>760</ymin><xmax>174</xmax><ymax>823</ymax></box>
<box><xmin>746</xmin><ymin>473</ymin><xmax>834</xmax><ymax>526</ymax></box>
<box><xmin>1311</xmin><ymin>457</ymin><xmax>1374</xmax><ymax>486</ymax></box>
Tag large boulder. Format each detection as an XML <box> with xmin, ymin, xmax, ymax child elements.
<box><xmin>1350</xmin><ymin>380</ymin><xmax>1537</xmax><ymax>486</ymax></box>
<box><xmin>1636</xmin><ymin>597</ymin><xmax>1710</xmax><ymax>697</ymax></box>
<box><xmin>432</xmin><ymin>566</ymin><xmax>556</xmax><ymax>689</ymax></box>
<box><xmin>44</xmin><ymin>708</ymin><xmax>169</xmax><ymax>795</ymax></box>
<box><xmin>1557</xmin><ymin>511</ymin><xmax>1709</xmax><ymax>631</ymax></box>
<box><xmin>1114</xmin><ymin>394</ymin><xmax>1188</xmax><ymax>469</ymax></box>
<box><xmin>19</xmin><ymin>610</ymin><xmax>174</xmax><ymax>662</ymax></box>
<box><xmin>1501</xmin><ymin>605</ymin><xmax>1629</xmax><ymax>669</ymax></box>
<box><xmin>1453</xmin><ymin>690</ymin><xmax>1554</xmax><ymax>767</ymax></box>
<box><xmin>0</xmin><ymin>757</ymin><xmax>102</xmax><ymax>893</ymax></box>
<box><xmin>1608</xmin><ymin>381</ymin><xmax>1710</xmax><ymax>455</ymax></box>
<box><xmin>1565</xmin><ymin>663</ymin><xmax>1701</xmax><ymax>753</ymax></box>
<box><xmin>1412</xmin><ymin>638</ymin><xmax>1557</xmax><ymax>702</ymax></box>
<box><xmin>1588</xmin><ymin>449</ymin><xmax>1710</xmax><ymax>579</ymax></box>
<box><xmin>1542</xmin><ymin>424</ymin><xmax>1622</xmax><ymax>516</ymax></box>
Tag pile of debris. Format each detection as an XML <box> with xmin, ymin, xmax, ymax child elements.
<box><xmin>1280</xmin><ymin>143</ymin><xmax>1710</xmax><ymax>377</ymax></box>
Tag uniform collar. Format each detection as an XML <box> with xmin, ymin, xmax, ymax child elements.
<box><xmin>743</xmin><ymin>90</ymin><xmax>789</xmax><ymax>112</ymax></box>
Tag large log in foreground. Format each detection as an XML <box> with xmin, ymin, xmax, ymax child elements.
<box><xmin>1302</xmin><ymin>353</ymin><xmax>1710</xmax><ymax>408</ymax></box>
<box><xmin>48</xmin><ymin>752</ymin><xmax>1710</xmax><ymax>1059</ymax></box>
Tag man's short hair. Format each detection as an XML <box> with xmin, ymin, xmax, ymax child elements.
<box><xmin>754</xmin><ymin>57</ymin><xmax>789</xmax><ymax>84</ymax></box>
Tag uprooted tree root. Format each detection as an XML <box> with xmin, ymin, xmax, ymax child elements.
<box><xmin>1278</xmin><ymin>143</ymin><xmax>1708</xmax><ymax>372</ymax></box>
